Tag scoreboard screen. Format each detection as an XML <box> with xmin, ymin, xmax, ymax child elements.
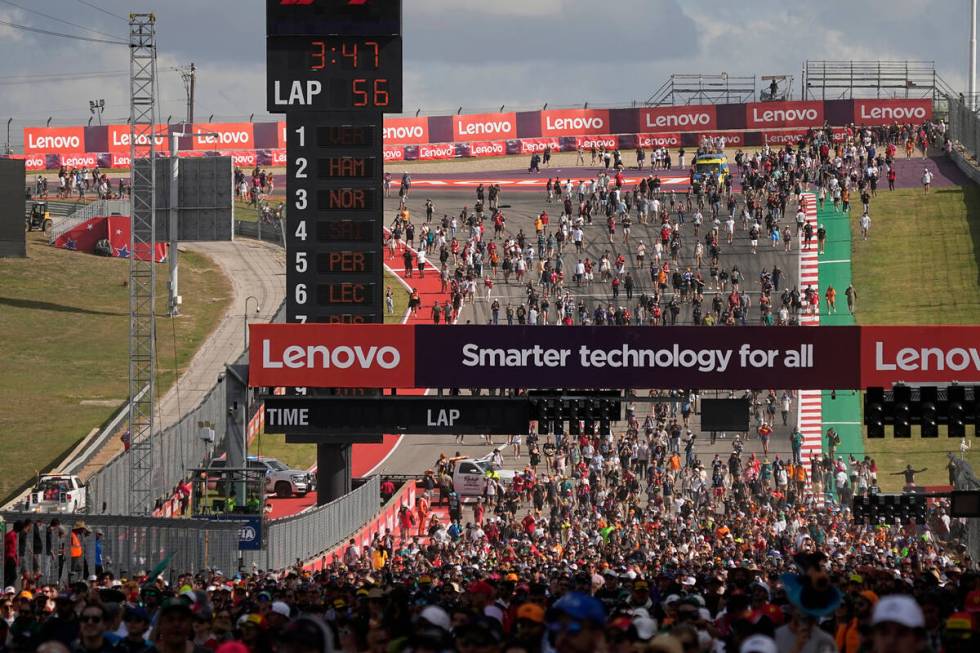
<box><xmin>284</xmin><ymin>114</ymin><xmax>384</xmax><ymax>323</ymax></box>
<box><xmin>267</xmin><ymin>0</ymin><xmax>400</xmax><ymax>458</ymax></box>
<box><xmin>267</xmin><ymin>35</ymin><xmax>403</xmax><ymax>112</ymax></box>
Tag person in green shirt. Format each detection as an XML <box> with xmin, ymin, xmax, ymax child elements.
<box><xmin>791</xmin><ymin>428</ymin><xmax>803</xmax><ymax>464</ymax></box>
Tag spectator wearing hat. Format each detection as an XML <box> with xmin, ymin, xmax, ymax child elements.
<box><xmin>548</xmin><ymin>592</ymin><xmax>606</xmax><ymax>653</ymax></box>
<box><xmin>870</xmin><ymin>595</ymin><xmax>924</xmax><ymax>653</ymax></box>
<box><xmin>115</xmin><ymin>606</ymin><xmax>152</xmax><ymax>653</ymax></box>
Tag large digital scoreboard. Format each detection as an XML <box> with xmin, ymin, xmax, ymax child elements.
<box><xmin>266</xmin><ymin>0</ymin><xmax>402</xmax><ymax>497</ymax></box>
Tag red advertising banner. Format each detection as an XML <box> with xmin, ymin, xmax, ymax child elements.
<box><xmin>453</xmin><ymin>112</ymin><xmax>517</xmax><ymax>141</ymax></box>
<box><xmin>23</xmin><ymin>126</ymin><xmax>86</xmax><ymax>155</ymax></box>
<box><xmin>763</xmin><ymin>129</ymin><xmax>811</xmax><ymax>146</ymax></box>
<box><xmin>540</xmin><ymin>109</ymin><xmax>611</xmax><ymax>137</ymax></box>
<box><xmin>383</xmin><ymin>116</ymin><xmax>429</xmax><ymax>145</ymax></box>
<box><xmin>107</xmin><ymin>124</ymin><xmax>169</xmax><ymax>154</ymax></box>
<box><xmin>636</xmin><ymin>132</ymin><xmax>682</xmax><ymax>148</ymax></box>
<box><xmin>249</xmin><ymin>324</ymin><xmax>416</xmax><ymax>389</ymax></box>
<box><xmin>695</xmin><ymin>131</ymin><xmax>744</xmax><ymax>147</ymax></box>
<box><xmin>383</xmin><ymin>145</ymin><xmax>405</xmax><ymax>162</ymax></box>
<box><xmin>417</xmin><ymin>142</ymin><xmax>455</xmax><ymax>161</ymax></box>
<box><xmin>518</xmin><ymin>137</ymin><xmax>561</xmax><ymax>154</ymax></box>
<box><xmin>22</xmin><ymin>154</ymin><xmax>47</xmax><ymax>171</ymax></box>
<box><xmin>270</xmin><ymin>148</ymin><xmax>287</xmax><ymax>166</ymax></box>
<box><xmin>745</xmin><ymin>101</ymin><xmax>823</xmax><ymax>129</ymax></box>
<box><xmin>638</xmin><ymin>105</ymin><xmax>717</xmax><ymax>133</ymax></box>
<box><xmin>575</xmin><ymin>135</ymin><xmax>619</xmax><ymax>150</ymax></box>
<box><xmin>852</xmin><ymin>98</ymin><xmax>932</xmax><ymax>126</ymax></box>
<box><xmin>469</xmin><ymin>141</ymin><xmax>506</xmax><ymax>157</ymax></box>
<box><xmin>190</xmin><ymin>122</ymin><xmax>255</xmax><ymax>151</ymax></box>
<box><xmin>860</xmin><ymin>326</ymin><xmax>980</xmax><ymax>387</ymax></box>
<box><xmin>278</xmin><ymin>120</ymin><xmax>287</xmax><ymax>148</ymax></box>
<box><xmin>222</xmin><ymin>150</ymin><xmax>257</xmax><ymax>167</ymax></box>
<box><xmin>60</xmin><ymin>152</ymin><xmax>100</xmax><ymax>168</ymax></box>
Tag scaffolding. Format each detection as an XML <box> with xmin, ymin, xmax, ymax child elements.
<box><xmin>646</xmin><ymin>74</ymin><xmax>758</xmax><ymax>106</ymax></box>
<box><xmin>802</xmin><ymin>60</ymin><xmax>957</xmax><ymax>101</ymax></box>
<box><xmin>127</xmin><ymin>13</ymin><xmax>158</xmax><ymax>516</ymax></box>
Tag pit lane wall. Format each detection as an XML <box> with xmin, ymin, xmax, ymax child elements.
<box><xmin>9</xmin><ymin>99</ymin><xmax>932</xmax><ymax>169</ymax></box>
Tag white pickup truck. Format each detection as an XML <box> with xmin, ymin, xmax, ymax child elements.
<box><xmin>27</xmin><ymin>474</ymin><xmax>87</xmax><ymax>514</ymax></box>
<box><xmin>451</xmin><ymin>447</ymin><xmax>517</xmax><ymax>498</ymax></box>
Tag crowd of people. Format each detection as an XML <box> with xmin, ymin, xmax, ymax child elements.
<box><xmin>385</xmin><ymin>118</ymin><xmax>949</xmax><ymax>331</ymax></box>
<box><xmin>31</xmin><ymin>168</ymin><xmax>126</xmax><ymax>202</ymax></box>
<box><xmin>3</xmin><ymin>119</ymin><xmax>972</xmax><ymax>653</ymax></box>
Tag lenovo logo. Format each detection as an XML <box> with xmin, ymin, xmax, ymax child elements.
<box><xmin>112</xmin><ymin>131</ymin><xmax>166</xmax><ymax>147</ymax></box>
<box><xmin>458</xmin><ymin>120</ymin><xmax>513</xmax><ymax>136</ymax></box>
<box><xmin>859</xmin><ymin>104</ymin><xmax>927</xmax><ymax>121</ymax></box>
<box><xmin>194</xmin><ymin>130</ymin><xmax>251</xmax><ymax>145</ymax></box>
<box><xmin>472</xmin><ymin>142</ymin><xmax>504</xmax><ymax>155</ymax></box>
<box><xmin>262</xmin><ymin>340</ymin><xmax>401</xmax><ymax>370</ymax></box>
<box><xmin>645</xmin><ymin>112</ymin><xmax>711</xmax><ymax>129</ymax></box>
<box><xmin>420</xmin><ymin>144</ymin><xmax>454</xmax><ymax>157</ymax></box>
<box><xmin>383</xmin><ymin>147</ymin><xmax>404</xmax><ymax>161</ymax></box>
<box><xmin>27</xmin><ymin>134</ymin><xmax>80</xmax><ymax>150</ymax></box>
<box><xmin>639</xmin><ymin>134</ymin><xmax>680</xmax><ymax>147</ymax></box>
<box><xmin>751</xmin><ymin>107</ymin><xmax>819</xmax><ymax>124</ymax></box>
<box><xmin>545</xmin><ymin>116</ymin><xmax>605</xmax><ymax>132</ymax></box>
<box><xmin>384</xmin><ymin>125</ymin><xmax>425</xmax><ymax>141</ymax></box>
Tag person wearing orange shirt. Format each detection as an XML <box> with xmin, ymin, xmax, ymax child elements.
<box><xmin>826</xmin><ymin>285</ymin><xmax>837</xmax><ymax>314</ymax></box>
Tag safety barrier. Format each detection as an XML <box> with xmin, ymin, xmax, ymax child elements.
<box><xmin>305</xmin><ymin>479</ymin><xmax>417</xmax><ymax>571</ymax></box>
<box><xmin>242</xmin><ymin>476</ymin><xmax>381</xmax><ymax>572</ymax></box>
<box><xmin>0</xmin><ymin>512</ymin><xmax>246</xmax><ymax>589</ymax></box>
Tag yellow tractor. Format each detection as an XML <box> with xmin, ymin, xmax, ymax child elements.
<box><xmin>26</xmin><ymin>201</ymin><xmax>52</xmax><ymax>233</ymax></box>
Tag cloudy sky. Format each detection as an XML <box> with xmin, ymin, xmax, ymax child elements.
<box><xmin>0</xmin><ymin>0</ymin><xmax>973</xmax><ymax>136</ymax></box>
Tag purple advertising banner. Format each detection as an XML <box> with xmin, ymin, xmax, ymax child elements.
<box><xmin>412</xmin><ymin>326</ymin><xmax>860</xmax><ymax>390</ymax></box>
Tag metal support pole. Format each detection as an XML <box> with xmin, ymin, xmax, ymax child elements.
<box><xmin>169</xmin><ymin>133</ymin><xmax>180</xmax><ymax>316</ymax></box>
<box><xmin>971</xmin><ymin>0</ymin><xmax>977</xmax><ymax>110</ymax></box>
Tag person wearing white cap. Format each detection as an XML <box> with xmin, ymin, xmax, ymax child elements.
<box><xmin>741</xmin><ymin>634</ymin><xmax>778</xmax><ymax>653</ymax></box>
<box><xmin>870</xmin><ymin>595</ymin><xmax>924</xmax><ymax>653</ymax></box>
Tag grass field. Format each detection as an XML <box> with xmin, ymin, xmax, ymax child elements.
<box><xmin>0</xmin><ymin>233</ymin><xmax>231</xmax><ymax>500</ymax></box>
<box><xmin>851</xmin><ymin>186</ymin><xmax>980</xmax><ymax>325</ymax></box>
<box><xmin>850</xmin><ymin>184</ymin><xmax>980</xmax><ymax>490</ymax></box>
<box><xmin>252</xmin><ymin>271</ymin><xmax>411</xmax><ymax>471</ymax></box>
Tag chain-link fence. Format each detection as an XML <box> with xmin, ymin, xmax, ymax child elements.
<box><xmin>946</xmin><ymin>95</ymin><xmax>980</xmax><ymax>163</ymax></box>
<box><xmin>82</xmin><ymin>299</ymin><xmax>286</xmax><ymax>515</ymax></box>
<box><xmin>86</xmin><ymin>383</ymin><xmax>229</xmax><ymax>515</ymax></box>
<box><xmin>0</xmin><ymin>513</ymin><xmax>246</xmax><ymax>589</ymax></box>
<box><xmin>243</xmin><ymin>476</ymin><xmax>380</xmax><ymax>572</ymax></box>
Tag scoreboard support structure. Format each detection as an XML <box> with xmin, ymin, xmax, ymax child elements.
<box><xmin>267</xmin><ymin>0</ymin><xmax>402</xmax><ymax>504</ymax></box>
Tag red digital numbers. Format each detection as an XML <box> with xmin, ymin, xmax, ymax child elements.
<box><xmin>352</xmin><ymin>79</ymin><xmax>389</xmax><ymax>107</ymax></box>
<box><xmin>309</xmin><ymin>39</ymin><xmax>381</xmax><ymax>71</ymax></box>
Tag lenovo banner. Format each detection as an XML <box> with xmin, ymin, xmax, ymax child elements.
<box><xmin>639</xmin><ymin>105</ymin><xmax>717</xmax><ymax>133</ymax></box>
<box><xmin>249</xmin><ymin>324</ymin><xmax>860</xmax><ymax>390</ymax></box>
<box><xmin>453</xmin><ymin>112</ymin><xmax>517</xmax><ymax>141</ymax></box>
<box><xmin>23</xmin><ymin>127</ymin><xmax>86</xmax><ymax>155</ymax></box>
<box><xmin>417</xmin><ymin>142</ymin><xmax>455</xmax><ymax>161</ymax></box>
<box><xmin>190</xmin><ymin>122</ymin><xmax>255</xmax><ymax>151</ymax></box>
<box><xmin>383</xmin><ymin>116</ymin><xmax>429</xmax><ymax>145</ymax></box>
<box><xmin>222</xmin><ymin>150</ymin><xmax>257</xmax><ymax>167</ymax></box>
<box><xmin>540</xmin><ymin>109</ymin><xmax>610</xmax><ymax>137</ymax></box>
<box><xmin>107</xmin><ymin>124</ymin><xmax>170</xmax><ymax>154</ymax></box>
<box><xmin>861</xmin><ymin>326</ymin><xmax>980</xmax><ymax>387</ymax></box>
<box><xmin>469</xmin><ymin>141</ymin><xmax>506</xmax><ymax>158</ymax></box>
<box><xmin>575</xmin><ymin>135</ymin><xmax>618</xmax><ymax>150</ymax></box>
<box><xmin>636</xmin><ymin>132</ymin><xmax>682</xmax><ymax>148</ymax></box>
<box><xmin>383</xmin><ymin>145</ymin><xmax>405</xmax><ymax>162</ymax></box>
<box><xmin>745</xmin><ymin>101</ymin><xmax>823</xmax><ymax>129</ymax></box>
<box><xmin>853</xmin><ymin>99</ymin><xmax>932</xmax><ymax>126</ymax></box>
<box><xmin>60</xmin><ymin>152</ymin><xmax>101</xmax><ymax>168</ymax></box>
